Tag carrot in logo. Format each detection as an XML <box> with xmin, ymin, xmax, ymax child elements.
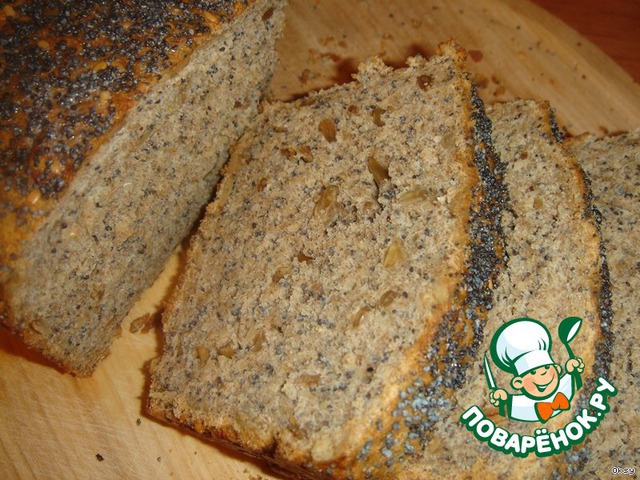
<box><xmin>460</xmin><ymin>316</ymin><xmax>618</xmax><ymax>457</ymax></box>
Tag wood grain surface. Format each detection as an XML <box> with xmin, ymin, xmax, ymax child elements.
<box><xmin>531</xmin><ymin>0</ymin><xmax>640</xmax><ymax>83</ymax></box>
<box><xmin>1</xmin><ymin>1</ymin><xmax>639</xmax><ymax>479</ymax></box>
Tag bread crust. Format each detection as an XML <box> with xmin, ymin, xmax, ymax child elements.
<box><xmin>0</xmin><ymin>0</ymin><xmax>254</xmax><ymax>261</ymax></box>
<box><xmin>393</xmin><ymin>100</ymin><xmax>608</xmax><ymax>480</ymax></box>
<box><xmin>0</xmin><ymin>0</ymin><xmax>285</xmax><ymax>374</ymax></box>
<box><xmin>564</xmin><ymin>131</ymin><xmax>638</xmax><ymax>477</ymax></box>
<box><xmin>147</xmin><ymin>41</ymin><xmax>506</xmax><ymax>478</ymax></box>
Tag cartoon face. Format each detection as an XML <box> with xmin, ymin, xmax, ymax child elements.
<box><xmin>511</xmin><ymin>364</ymin><xmax>561</xmax><ymax>399</ymax></box>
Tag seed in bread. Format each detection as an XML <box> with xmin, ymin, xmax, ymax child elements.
<box><xmin>564</xmin><ymin>130</ymin><xmax>639</xmax><ymax>478</ymax></box>
<box><xmin>147</xmin><ymin>42</ymin><xmax>507</xmax><ymax>479</ymax></box>
<box><xmin>400</xmin><ymin>100</ymin><xmax>609</xmax><ymax>479</ymax></box>
<box><xmin>0</xmin><ymin>0</ymin><xmax>288</xmax><ymax>376</ymax></box>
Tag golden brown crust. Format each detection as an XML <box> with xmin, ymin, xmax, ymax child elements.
<box><xmin>0</xmin><ymin>0</ymin><xmax>254</xmax><ymax>264</ymax></box>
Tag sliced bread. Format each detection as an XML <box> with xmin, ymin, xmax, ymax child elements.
<box><xmin>565</xmin><ymin>131</ymin><xmax>639</xmax><ymax>478</ymax></box>
<box><xmin>147</xmin><ymin>42</ymin><xmax>507</xmax><ymax>478</ymax></box>
<box><xmin>400</xmin><ymin>100</ymin><xmax>609</xmax><ymax>479</ymax></box>
<box><xmin>0</xmin><ymin>0</ymin><xmax>288</xmax><ymax>375</ymax></box>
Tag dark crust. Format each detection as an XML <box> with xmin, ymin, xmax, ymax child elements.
<box><xmin>0</xmin><ymin>0</ymin><xmax>280</xmax><ymax>375</ymax></box>
<box><xmin>548</xmin><ymin>107</ymin><xmax>564</xmax><ymax>143</ymax></box>
<box><xmin>530</xmin><ymin>112</ymin><xmax>614</xmax><ymax>479</ymax></box>
<box><xmin>576</xmin><ymin>187</ymin><xmax>614</xmax><ymax>387</ymax></box>
<box><xmin>147</xmin><ymin>45</ymin><xmax>506</xmax><ymax>480</ymax></box>
<box><xmin>548</xmin><ymin>111</ymin><xmax>614</xmax><ymax>391</ymax></box>
<box><xmin>339</xmin><ymin>82</ymin><xmax>508</xmax><ymax>479</ymax></box>
<box><xmin>403</xmin><ymin>83</ymin><xmax>507</xmax><ymax>441</ymax></box>
<box><xmin>557</xmin><ymin>136</ymin><xmax>614</xmax><ymax>477</ymax></box>
<box><xmin>146</xmin><ymin>401</ymin><xmax>321</xmax><ymax>480</ymax></box>
<box><xmin>0</xmin><ymin>0</ymin><xmax>251</xmax><ymax>243</ymax></box>
<box><xmin>548</xmin><ymin>114</ymin><xmax>614</xmax><ymax>386</ymax></box>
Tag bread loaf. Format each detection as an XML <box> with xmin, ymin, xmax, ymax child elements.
<box><xmin>0</xmin><ymin>0</ymin><xmax>288</xmax><ymax>375</ymax></box>
<box><xmin>565</xmin><ymin>131</ymin><xmax>639</xmax><ymax>478</ymax></box>
<box><xmin>147</xmin><ymin>42</ymin><xmax>507</xmax><ymax>479</ymax></box>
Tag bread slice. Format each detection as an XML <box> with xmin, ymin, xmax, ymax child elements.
<box><xmin>148</xmin><ymin>42</ymin><xmax>506</xmax><ymax>478</ymax></box>
<box><xmin>565</xmin><ymin>131</ymin><xmax>639</xmax><ymax>478</ymax></box>
<box><xmin>400</xmin><ymin>100</ymin><xmax>609</xmax><ymax>479</ymax></box>
<box><xmin>0</xmin><ymin>0</ymin><xmax>288</xmax><ymax>375</ymax></box>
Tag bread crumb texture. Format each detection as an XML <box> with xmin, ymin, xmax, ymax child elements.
<box><xmin>1</xmin><ymin>0</ymin><xmax>252</xmax><ymax>233</ymax></box>
<box><xmin>401</xmin><ymin>101</ymin><xmax>606</xmax><ymax>479</ymax></box>
<box><xmin>149</xmin><ymin>43</ymin><xmax>507</xmax><ymax>475</ymax></box>
<box><xmin>0</xmin><ymin>0</ymin><xmax>288</xmax><ymax>375</ymax></box>
<box><xmin>565</xmin><ymin>130</ymin><xmax>639</xmax><ymax>476</ymax></box>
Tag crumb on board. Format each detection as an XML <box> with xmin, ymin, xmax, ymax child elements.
<box><xmin>494</xmin><ymin>85</ymin><xmax>506</xmax><ymax>96</ymax></box>
<box><xmin>96</xmin><ymin>454</ymin><xmax>104</xmax><ymax>462</ymax></box>
<box><xmin>319</xmin><ymin>35</ymin><xmax>334</xmax><ymax>46</ymax></box>
<box><xmin>312</xmin><ymin>49</ymin><xmax>342</xmax><ymax>63</ymax></box>
<box><xmin>299</xmin><ymin>68</ymin><xmax>317</xmax><ymax>84</ymax></box>
<box><xmin>129</xmin><ymin>312</ymin><xmax>160</xmax><ymax>333</ymax></box>
<box><xmin>475</xmin><ymin>73</ymin><xmax>489</xmax><ymax>89</ymax></box>
<box><xmin>469</xmin><ymin>49</ymin><xmax>483</xmax><ymax>62</ymax></box>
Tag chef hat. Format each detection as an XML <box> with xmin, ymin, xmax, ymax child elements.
<box><xmin>490</xmin><ymin>318</ymin><xmax>554</xmax><ymax>376</ymax></box>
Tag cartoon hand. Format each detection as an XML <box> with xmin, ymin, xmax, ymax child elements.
<box><xmin>566</xmin><ymin>357</ymin><xmax>584</xmax><ymax>374</ymax></box>
<box><xmin>490</xmin><ymin>388</ymin><xmax>508</xmax><ymax>406</ymax></box>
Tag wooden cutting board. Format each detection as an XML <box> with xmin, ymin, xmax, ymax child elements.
<box><xmin>1</xmin><ymin>1</ymin><xmax>638</xmax><ymax>479</ymax></box>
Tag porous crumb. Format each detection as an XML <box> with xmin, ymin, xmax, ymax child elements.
<box><xmin>0</xmin><ymin>0</ymin><xmax>288</xmax><ymax>375</ymax></box>
<box><xmin>565</xmin><ymin>130</ymin><xmax>639</xmax><ymax>475</ymax></box>
<box><xmin>397</xmin><ymin>100</ymin><xmax>607</xmax><ymax>479</ymax></box>
<box><xmin>148</xmin><ymin>42</ymin><xmax>505</xmax><ymax>479</ymax></box>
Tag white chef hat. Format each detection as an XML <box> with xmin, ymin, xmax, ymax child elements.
<box><xmin>490</xmin><ymin>318</ymin><xmax>554</xmax><ymax>376</ymax></box>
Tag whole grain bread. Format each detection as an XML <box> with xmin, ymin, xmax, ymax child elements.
<box><xmin>0</xmin><ymin>0</ymin><xmax>288</xmax><ymax>375</ymax></box>
<box><xmin>399</xmin><ymin>100</ymin><xmax>609</xmax><ymax>479</ymax></box>
<box><xmin>147</xmin><ymin>42</ymin><xmax>507</xmax><ymax>478</ymax></box>
<box><xmin>565</xmin><ymin>130</ymin><xmax>639</xmax><ymax>478</ymax></box>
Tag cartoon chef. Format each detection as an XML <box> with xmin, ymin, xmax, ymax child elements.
<box><xmin>487</xmin><ymin>318</ymin><xmax>584</xmax><ymax>423</ymax></box>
